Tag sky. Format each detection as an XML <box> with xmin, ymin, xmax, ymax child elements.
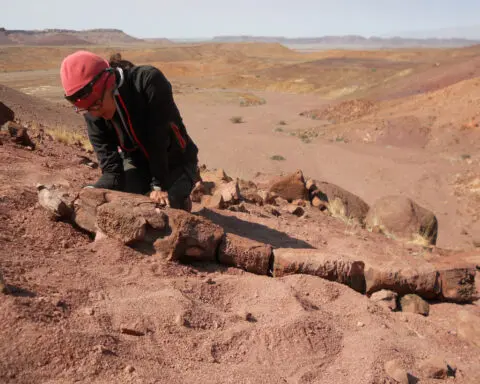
<box><xmin>1</xmin><ymin>0</ymin><xmax>480</xmax><ymax>39</ymax></box>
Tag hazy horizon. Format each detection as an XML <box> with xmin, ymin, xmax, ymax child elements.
<box><xmin>2</xmin><ymin>0</ymin><xmax>480</xmax><ymax>40</ymax></box>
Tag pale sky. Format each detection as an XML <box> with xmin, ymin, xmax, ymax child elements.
<box><xmin>1</xmin><ymin>0</ymin><xmax>480</xmax><ymax>39</ymax></box>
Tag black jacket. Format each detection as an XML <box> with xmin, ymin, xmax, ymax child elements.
<box><xmin>85</xmin><ymin>65</ymin><xmax>198</xmax><ymax>191</ymax></box>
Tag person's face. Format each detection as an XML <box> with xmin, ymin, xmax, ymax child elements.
<box><xmin>85</xmin><ymin>87</ymin><xmax>116</xmax><ymax>120</ymax></box>
<box><xmin>67</xmin><ymin>71</ymin><xmax>117</xmax><ymax>120</ymax></box>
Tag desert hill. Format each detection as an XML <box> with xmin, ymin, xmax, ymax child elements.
<box><xmin>0</xmin><ymin>28</ymin><xmax>143</xmax><ymax>46</ymax></box>
<box><xmin>211</xmin><ymin>34</ymin><xmax>480</xmax><ymax>48</ymax></box>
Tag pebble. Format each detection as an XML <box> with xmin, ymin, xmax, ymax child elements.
<box><xmin>124</xmin><ymin>365</ymin><xmax>135</xmax><ymax>373</ymax></box>
<box><xmin>357</xmin><ymin>321</ymin><xmax>365</xmax><ymax>327</ymax></box>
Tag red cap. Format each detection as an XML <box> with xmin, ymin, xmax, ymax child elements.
<box><xmin>60</xmin><ymin>50</ymin><xmax>115</xmax><ymax>109</ymax></box>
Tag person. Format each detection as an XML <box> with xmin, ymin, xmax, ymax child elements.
<box><xmin>60</xmin><ymin>50</ymin><xmax>199</xmax><ymax>211</ymax></box>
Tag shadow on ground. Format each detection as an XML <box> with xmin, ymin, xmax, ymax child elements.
<box><xmin>197</xmin><ymin>208</ymin><xmax>315</xmax><ymax>249</ymax></box>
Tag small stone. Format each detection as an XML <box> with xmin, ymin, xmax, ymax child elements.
<box><xmin>204</xmin><ymin>277</ymin><xmax>215</xmax><ymax>285</ymax></box>
<box><xmin>357</xmin><ymin>321</ymin><xmax>365</xmax><ymax>327</ymax></box>
<box><xmin>419</xmin><ymin>357</ymin><xmax>448</xmax><ymax>379</ymax></box>
<box><xmin>84</xmin><ymin>307</ymin><xmax>95</xmax><ymax>316</ymax></box>
<box><xmin>400</xmin><ymin>294</ymin><xmax>429</xmax><ymax>316</ymax></box>
<box><xmin>124</xmin><ymin>365</ymin><xmax>135</xmax><ymax>373</ymax></box>
<box><xmin>292</xmin><ymin>199</ymin><xmax>306</xmax><ymax>207</ymax></box>
<box><xmin>370</xmin><ymin>290</ymin><xmax>398</xmax><ymax>311</ymax></box>
<box><xmin>93</xmin><ymin>345</ymin><xmax>109</xmax><ymax>354</ymax></box>
<box><xmin>384</xmin><ymin>359</ymin><xmax>409</xmax><ymax>384</ymax></box>
<box><xmin>0</xmin><ymin>270</ymin><xmax>8</xmax><ymax>294</ymax></box>
<box><xmin>267</xmin><ymin>206</ymin><xmax>281</xmax><ymax>217</ymax></box>
<box><xmin>120</xmin><ymin>328</ymin><xmax>145</xmax><ymax>337</ymax></box>
<box><xmin>175</xmin><ymin>314</ymin><xmax>185</xmax><ymax>326</ymax></box>
<box><xmin>287</xmin><ymin>204</ymin><xmax>304</xmax><ymax>217</ymax></box>
<box><xmin>305</xmin><ymin>179</ymin><xmax>316</xmax><ymax>192</ymax></box>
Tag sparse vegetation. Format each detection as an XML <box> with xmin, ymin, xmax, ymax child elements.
<box><xmin>239</xmin><ymin>93</ymin><xmax>266</xmax><ymax>107</ymax></box>
<box><xmin>461</xmin><ymin>154</ymin><xmax>471</xmax><ymax>160</ymax></box>
<box><xmin>278</xmin><ymin>120</ymin><xmax>287</xmax><ymax>125</ymax></box>
<box><xmin>230</xmin><ymin>116</ymin><xmax>244</xmax><ymax>124</ymax></box>
<box><xmin>46</xmin><ymin>128</ymin><xmax>93</xmax><ymax>151</ymax></box>
<box><xmin>274</xmin><ymin>127</ymin><xmax>284</xmax><ymax>133</ymax></box>
<box><xmin>270</xmin><ymin>155</ymin><xmax>286</xmax><ymax>161</ymax></box>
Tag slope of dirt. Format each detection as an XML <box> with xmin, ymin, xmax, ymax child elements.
<box><xmin>1</xmin><ymin>127</ymin><xmax>480</xmax><ymax>384</ymax></box>
<box><xmin>0</xmin><ymin>84</ymin><xmax>84</xmax><ymax>130</ymax></box>
<box><xmin>1</xmin><ymin>29</ymin><xmax>142</xmax><ymax>46</ymax></box>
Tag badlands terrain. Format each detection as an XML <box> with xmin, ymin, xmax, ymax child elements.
<box><xmin>0</xmin><ymin>29</ymin><xmax>479</xmax><ymax>383</ymax></box>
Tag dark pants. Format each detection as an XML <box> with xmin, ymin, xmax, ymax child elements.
<box><xmin>123</xmin><ymin>156</ymin><xmax>197</xmax><ymax>211</ymax></box>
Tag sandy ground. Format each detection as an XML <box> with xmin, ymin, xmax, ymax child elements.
<box><xmin>1</xmin><ymin>43</ymin><xmax>480</xmax><ymax>383</ymax></box>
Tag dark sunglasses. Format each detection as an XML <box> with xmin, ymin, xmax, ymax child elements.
<box><xmin>64</xmin><ymin>68</ymin><xmax>112</xmax><ymax>103</ymax></box>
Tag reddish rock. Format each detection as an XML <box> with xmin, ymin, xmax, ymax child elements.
<box><xmin>369</xmin><ymin>290</ymin><xmax>398</xmax><ymax>311</ymax></box>
<box><xmin>96</xmin><ymin>200</ymin><xmax>148</xmax><ymax>244</ymax></box>
<box><xmin>400</xmin><ymin>294</ymin><xmax>430</xmax><ymax>316</ymax></box>
<box><xmin>273</xmin><ymin>248</ymin><xmax>366</xmax><ymax>293</ymax></box>
<box><xmin>268</xmin><ymin>170</ymin><xmax>308</xmax><ymax>202</ymax></box>
<box><xmin>218</xmin><ymin>233</ymin><xmax>272</xmax><ymax>275</ymax></box>
<box><xmin>154</xmin><ymin>208</ymin><xmax>224</xmax><ymax>262</ymax></box>
<box><xmin>37</xmin><ymin>184</ymin><xmax>74</xmax><ymax>219</ymax></box>
<box><xmin>365</xmin><ymin>195</ymin><xmax>438</xmax><ymax>245</ymax></box>
<box><xmin>0</xmin><ymin>101</ymin><xmax>14</xmax><ymax>125</ymax></box>
<box><xmin>438</xmin><ymin>267</ymin><xmax>476</xmax><ymax>303</ymax></box>
<box><xmin>310</xmin><ymin>180</ymin><xmax>369</xmax><ymax>225</ymax></box>
<box><xmin>6</xmin><ymin>122</ymin><xmax>35</xmax><ymax>148</ymax></box>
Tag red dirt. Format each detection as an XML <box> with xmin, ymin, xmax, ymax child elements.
<box><xmin>1</xmin><ymin>126</ymin><xmax>480</xmax><ymax>384</ymax></box>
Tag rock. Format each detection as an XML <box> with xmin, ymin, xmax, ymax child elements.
<box><xmin>365</xmin><ymin>252</ymin><xmax>477</xmax><ymax>303</ymax></box>
<box><xmin>370</xmin><ymin>290</ymin><xmax>398</xmax><ymax>311</ymax></box>
<box><xmin>384</xmin><ymin>359</ymin><xmax>409</xmax><ymax>384</ymax></box>
<box><xmin>0</xmin><ymin>270</ymin><xmax>8</xmax><ymax>294</ymax></box>
<box><xmin>437</xmin><ymin>267</ymin><xmax>476</xmax><ymax>303</ymax></box>
<box><xmin>258</xmin><ymin>190</ymin><xmax>276</xmax><ymax>205</ymax></box>
<box><xmin>191</xmin><ymin>181</ymin><xmax>212</xmax><ymax>203</ymax></box>
<box><xmin>311</xmin><ymin>196</ymin><xmax>327</xmax><ymax>209</ymax></box>
<box><xmin>77</xmin><ymin>155</ymin><xmax>98</xmax><ymax>169</ymax></box>
<box><xmin>6</xmin><ymin>122</ymin><xmax>35</xmax><ymax>148</ymax></box>
<box><xmin>96</xmin><ymin>200</ymin><xmax>148</xmax><ymax>244</ymax></box>
<box><xmin>72</xmin><ymin>188</ymin><xmax>108</xmax><ymax>233</ymax></box>
<box><xmin>218</xmin><ymin>233</ymin><xmax>272</xmax><ymax>275</ymax></box>
<box><xmin>365</xmin><ymin>195</ymin><xmax>438</xmax><ymax>246</ymax></box>
<box><xmin>124</xmin><ymin>365</ymin><xmax>135</xmax><ymax>373</ymax></box>
<box><xmin>228</xmin><ymin>202</ymin><xmax>249</xmax><ymax>213</ymax></box>
<box><xmin>219</xmin><ymin>180</ymin><xmax>240</xmax><ymax>205</ymax></box>
<box><xmin>310</xmin><ymin>181</ymin><xmax>370</xmax><ymax>225</ymax></box>
<box><xmin>0</xmin><ymin>101</ymin><xmax>14</xmax><ymax>125</ymax></box>
<box><xmin>37</xmin><ymin>185</ymin><xmax>74</xmax><ymax>219</ymax></box>
<box><xmin>456</xmin><ymin>310</ymin><xmax>480</xmax><ymax>347</ymax></box>
<box><xmin>305</xmin><ymin>179</ymin><xmax>316</xmax><ymax>192</ymax></box>
<box><xmin>273</xmin><ymin>248</ymin><xmax>366</xmax><ymax>293</ymax></box>
<box><xmin>238</xmin><ymin>179</ymin><xmax>262</xmax><ymax>205</ymax></box>
<box><xmin>120</xmin><ymin>327</ymin><xmax>145</xmax><ymax>336</ymax></box>
<box><xmin>287</xmin><ymin>204</ymin><xmax>304</xmax><ymax>217</ymax></box>
<box><xmin>175</xmin><ymin>314</ymin><xmax>186</xmax><ymax>326</ymax></box>
<box><xmin>400</xmin><ymin>294</ymin><xmax>430</xmax><ymax>316</ymax></box>
<box><xmin>214</xmin><ymin>168</ymin><xmax>232</xmax><ymax>182</ymax></box>
<box><xmin>292</xmin><ymin>199</ymin><xmax>307</xmax><ymax>207</ymax></box>
<box><xmin>73</xmin><ymin>188</ymin><xmax>167</xmax><ymax>240</ymax></box>
<box><xmin>357</xmin><ymin>321</ymin><xmax>365</xmax><ymax>327</ymax></box>
<box><xmin>202</xmin><ymin>193</ymin><xmax>225</xmax><ymax>209</ymax></box>
<box><xmin>154</xmin><ymin>208</ymin><xmax>224</xmax><ymax>263</ymax></box>
<box><xmin>418</xmin><ymin>357</ymin><xmax>448</xmax><ymax>379</ymax></box>
<box><xmin>268</xmin><ymin>170</ymin><xmax>308</xmax><ymax>202</ymax></box>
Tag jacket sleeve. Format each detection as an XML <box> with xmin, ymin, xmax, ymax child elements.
<box><xmin>140</xmin><ymin>67</ymin><xmax>174</xmax><ymax>190</ymax></box>
<box><xmin>85</xmin><ymin>116</ymin><xmax>125</xmax><ymax>190</ymax></box>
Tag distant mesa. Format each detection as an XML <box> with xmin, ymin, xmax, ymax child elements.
<box><xmin>0</xmin><ymin>28</ymin><xmax>146</xmax><ymax>46</ymax></box>
<box><xmin>211</xmin><ymin>34</ymin><xmax>480</xmax><ymax>48</ymax></box>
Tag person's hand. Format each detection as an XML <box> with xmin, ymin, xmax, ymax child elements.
<box><xmin>149</xmin><ymin>190</ymin><xmax>170</xmax><ymax>207</ymax></box>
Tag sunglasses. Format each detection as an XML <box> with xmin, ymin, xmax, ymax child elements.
<box><xmin>73</xmin><ymin>81</ymin><xmax>110</xmax><ymax>114</ymax></box>
<box><xmin>64</xmin><ymin>69</ymin><xmax>111</xmax><ymax>103</ymax></box>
